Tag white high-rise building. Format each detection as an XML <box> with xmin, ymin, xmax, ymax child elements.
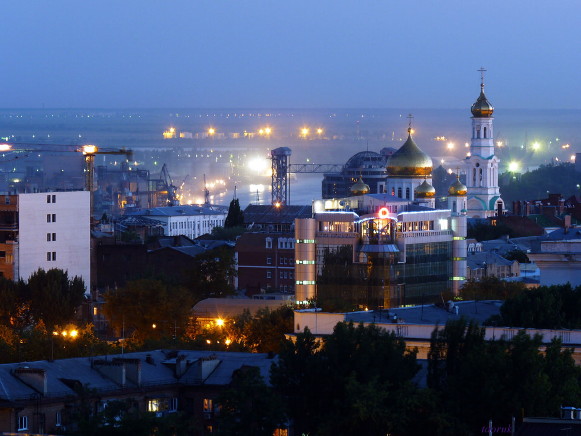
<box><xmin>465</xmin><ymin>69</ymin><xmax>504</xmax><ymax>218</ymax></box>
<box><xmin>0</xmin><ymin>191</ymin><xmax>91</xmax><ymax>290</ymax></box>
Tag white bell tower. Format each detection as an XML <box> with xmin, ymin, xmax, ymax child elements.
<box><xmin>465</xmin><ymin>68</ymin><xmax>503</xmax><ymax>218</ymax></box>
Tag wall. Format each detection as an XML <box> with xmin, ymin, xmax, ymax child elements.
<box><xmin>18</xmin><ymin>191</ymin><xmax>91</xmax><ymax>290</ymax></box>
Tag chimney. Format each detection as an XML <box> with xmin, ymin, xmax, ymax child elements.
<box><xmin>93</xmin><ymin>360</ymin><xmax>126</xmax><ymax>386</ymax></box>
<box><xmin>13</xmin><ymin>368</ymin><xmax>47</xmax><ymax>395</ymax></box>
<box><xmin>112</xmin><ymin>358</ymin><xmax>142</xmax><ymax>386</ymax></box>
<box><xmin>190</xmin><ymin>355</ymin><xmax>220</xmax><ymax>383</ymax></box>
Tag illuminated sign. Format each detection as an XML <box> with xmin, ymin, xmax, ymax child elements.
<box><xmin>378</xmin><ymin>207</ymin><xmax>390</xmax><ymax>218</ymax></box>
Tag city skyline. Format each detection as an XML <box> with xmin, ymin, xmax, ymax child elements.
<box><xmin>2</xmin><ymin>0</ymin><xmax>581</xmax><ymax>109</ymax></box>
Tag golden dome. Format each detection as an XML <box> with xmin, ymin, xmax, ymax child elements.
<box><xmin>448</xmin><ymin>177</ymin><xmax>468</xmax><ymax>196</ymax></box>
<box><xmin>471</xmin><ymin>85</ymin><xmax>494</xmax><ymax>117</ymax></box>
<box><xmin>415</xmin><ymin>179</ymin><xmax>436</xmax><ymax>198</ymax></box>
<box><xmin>350</xmin><ymin>176</ymin><xmax>370</xmax><ymax>195</ymax></box>
<box><xmin>386</xmin><ymin>130</ymin><xmax>433</xmax><ymax>177</ymax></box>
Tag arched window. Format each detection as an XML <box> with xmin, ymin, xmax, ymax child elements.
<box><xmin>397</xmin><ymin>187</ymin><xmax>402</xmax><ymax>198</ymax></box>
<box><xmin>405</xmin><ymin>188</ymin><xmax>410</xmax><ymax>199</ymax></box>
<box><xmin>452</xmin><ymin>201</ymin><xmax>457</xmax><ymax>213</ymax></box>
<box><xmin>473</xmin><ymin>168</ymin><xmax>476</xmax><ymax>185</ymax></box>
<box><xmin>477</xmin><ymin>128</ymin><xmax>481</xmax><ymax>139</ymax></box>
<box><xmin>483</xmin><ymin>127</ymin><xmax>487</xmax><ymax>138</ymax></box>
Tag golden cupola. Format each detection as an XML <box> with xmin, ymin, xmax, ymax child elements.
<box><xmin>350</xmin><ymin>176</ymin><xmax>370</xmax><ymax>196</ymax></box>
<box><xmin>414</xmin><ymin>179</ymin><xmax>436</xmax><ymax>198</ymax></box>
<box><xmin>386</xmin><ymin>128</ymin><xmax>433</xmax><ymax>177</ymax></box>
<box><xmin>448</xmin><ymin>176</ymin><xmax>468</xmax><ymax>196</ymax></box>
<box><xmin>471</xmin><ymin>82</ymin><xmax>494</xmax><ymax>117</ymax></box>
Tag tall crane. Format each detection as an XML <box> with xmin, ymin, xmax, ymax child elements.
<box><xmin>1</xmin><ymin>142</ymin><xmax>133</xmax><ymax>219</ymax></box>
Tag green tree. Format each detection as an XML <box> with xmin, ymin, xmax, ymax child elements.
<box><xmin>224</xmin><ymin>198</ymin><xmax>244</xmax><ymax>228</ymax></box>
<box><xmin>103</xmin><ymin>279</ymin><xmax>194</xmax><ymax>340</ymax></box>
<box><xmin>271</xmin><ymin>323</ymin><xmax>420</xmax><ymax>436</ymax></box>
<box><xmin>187</xmin><ymin>247</ymin><xmax>236</xmax><ymax>302</ymax></box>
<box><xmin>216</xmin><ymin>366</ymin><xmax>286</xmax><ymax>436</ymax></box>
<box><xmin>504</xmin><ymin>248</ymin><xmax>530</xmax><ymax>263</ymax></box>
<box><xmin>460</xmin><ymin>276</ymin><xmax>526</xmax><ymax>302</ymax></box>
<box><xmin>238</xmin><ymin>306</ymin><xmax>293</xmax><ymax>353</ymax></box>
<box><xmin>27</xmin><ymin>269</ymin><xmax>85</xmax><ymax>330</ymax></box>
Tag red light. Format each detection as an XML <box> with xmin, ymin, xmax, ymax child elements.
<box><xmin>378</xmin><ymin>207</ymin><xmax>389</xmax><ymax>218</ymax></box>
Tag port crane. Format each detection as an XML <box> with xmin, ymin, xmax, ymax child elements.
<box><xmin>0</xmin><ymin>142</ymin><xmax>133</xmax><ymax>218</ymax></box>
<box><xmin>270</xmin><ymin>147</ymin><xmax>342</xmax><ymax>206</ymax></box>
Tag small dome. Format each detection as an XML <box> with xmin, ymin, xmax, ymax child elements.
<box><xmin>471</xmin><ymin>85</ymin><xmax>494</xmax><ymax>117</ymax></box>
<box><xmin>386</xmin><ymin>130</ymin><xmax>433</xmax><ymax>177</ymax></box>
<box><xmin>350</xmin><ymin>176</ymin><xmax>370</xmax><ymax>195</ymax></box>
<box><xmin>415</xmin><ymin>180</ymin><xmax>436</xmax><ymax>198</ymax></box>
<box><xmin>448</xmin><ymin>177</ymin><xmax>468</xmax><ymax>196</ymax></box>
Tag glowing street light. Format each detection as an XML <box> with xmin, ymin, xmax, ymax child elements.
<box><xmin>215</xmin><ymin>318</ymin><xmax>225</xmax><ymax>327</ymax></box>
<box><xmin>571</xmin><ymin>155</ymin><xmax>576</xmax><ymax>162</ymax></box>
<box><xmin>264</xmin><ymin>127</ymin><xmax>272</xmax><ymax>135</ymax></box>
<box><xmin>300</xmin><ymin>127</ymin><xmax>309</xmax><ymax>138</ymax></box>
<box><xmin>316</xmin><ymin>128</ymin><xmax>324</xmax><ymax>135</ymax></box>
<box><xmin>447</xmin><ymin>142</ymin><xmax>454</xmax><ymax>150</ymax></box>
<box><xmin>208</xmin><ymin>128</ymin><xmax>216</xmax><ymax>136</ymax></box>
<box><xmin>532</xmin><ymin>142</ymin><xmax>540</xmax><ymax>151</ymax></box>
<box><xmin>82</xmin><ymin>145</ymin><xmax>97</xmax><ymax>155</ymax></box>
<box><xmin>496</xmin><ymin>141</ymin><xmax>503</xmax><ymax>147</ymax></box>
<box><xmin>508</xmin><ymin>161</ymin><xmax>520</xmax><ymax>172</ymax></box>
<box><xmin>0</xmin><ymin>144</ymin><xmax>12</xmax><ymax>152</ymax></box>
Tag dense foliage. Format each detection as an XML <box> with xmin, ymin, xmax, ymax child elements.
<box><xmin>460</xmin><ymin>276</ymin><xmax>526</xmax><ymax>301</ymax></box>
<box><xmin>490</xmin><ymin>283</ymin><xmax>581</xmax><ymax>329</ymax></box>
<box><xmin>428</xmin><ymin>318</ymin><xmax>581</xmax><ymax>434</ymax></box>
<box><xmin>500</xmin><ymin>162</ymin><xmax>581</xmax><ymax>207</ymax></box>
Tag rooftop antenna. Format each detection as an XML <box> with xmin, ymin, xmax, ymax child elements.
<box><xmin>256</xmin><ymin>189</ymin><xmax>260</xmax><ymax>203</ymax></box>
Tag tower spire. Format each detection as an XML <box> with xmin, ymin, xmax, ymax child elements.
<box><xmin>407</xmin><ymin>113</ymin><xmax>414</xmax><ymax>134</ymax></box>
<box><xmin>478</xmin><ymin>67</ymin><xmax>487</xmax><ymax>91</ymax></box>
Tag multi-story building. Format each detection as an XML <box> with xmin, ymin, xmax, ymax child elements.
<box><xmin>0</xmin><ymin>349</ymin><xmax>277</xmax><ymax>435</ymax></box>
<box><xmin>124</xmin><ymin>205</ymin><xmax>227</xmax><ymax>239</ymax></box>
<box><xmin>0</xmin><ymin>191</ymin><xmax>90</xmax><ymax>288</ymax></box>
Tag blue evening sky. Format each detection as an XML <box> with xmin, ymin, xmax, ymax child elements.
<box><xmin>1</xmin><ymin>0</ymin><xmax>580</xmax><ymax>109</ymax></box>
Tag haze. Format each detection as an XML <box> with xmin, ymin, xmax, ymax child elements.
<box><xmin>2</xmin><ymin>0</ymin><xmax>581</xmax><ymax>109</ymax></box>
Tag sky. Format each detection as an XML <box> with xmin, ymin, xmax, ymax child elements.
<box><xmin>2</xmin><ymin>0</ymin><xmax>581</xmax><ymax>109</ymax></box>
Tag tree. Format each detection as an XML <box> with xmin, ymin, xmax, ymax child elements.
<box><xmin>504</xmin><ymin>248</ymin><xmax>530</xmax><ymax>263</ymax></box>
<box><xmin>237</xmin><ymin>306</ymin><xmax>294</xmax><ymax>353</ymax></box>
<box><xmin>187</xmin><ymin>247</ymin><xmax>236</xmax><ymax>302</ymax></box>
<box><xmin>27</xmin><ymin>268</ymin><xmax>85</xmax><ymax>330</ymax></box>
<box><xmin>216</xmin><ymin>366</ymin><xmax>286</xmax><ymax>436</ymax></box>
<box><xmin>102</xmin><ymin>279</ymin><xmax>194</xmax><ymax>340</ymax></box>
<box><xmin>271</xmin><ymin>323</ymin><xmax>421</xmax><ymax>436</ymax></box>
<box><xmin>224</xmin><ymin>198</ymin><xmax>244</xmax><ymax>228</ymax></box>
<box><xmin>460</xmin><ymin>276</ymin><xmax>526</xmax><ymax>301</ymax></box>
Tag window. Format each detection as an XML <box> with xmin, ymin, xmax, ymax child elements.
<box><xmin>52</xmin><ymin>194</ymin><xmax>56</xmax><ymax>203</ymax></box>
<box><xmin>266</xmin><ymin>271</ymin><xmax>272</xmax><ymax>279</ymax></box>
<box><xmin>280</xmin><ymin>271</ymin><xmax>284</xmax><ymax>279</ymax></box>
<box><xmin>52</xmin><ymin>252</ymin><xmax>56</xmax><ymax>261</ymax></box>
<box><xmin>4</xmin><ymin>196</ymin><xmax>10</xmax><ymax>205</ymax></box>
<box><xmin>266</xmin><ymin>257</ymin><xmax>272</xmax><ymax>265</ymax></box>
<box><xmin>47</xmin><ymin>214</ymin><xmax>51</xmax><ymax>223</ymax></box>
<box><xmin>47</xmin><ymin>233</ymin><xmax>51</xmax><ymax>242</ymax></box>
<box><xmin>0</xmin><ymin>251</ymin><xmax>5</xmax><ymax>258</ymax></box>
<box><xmin>397</xmin><ymin>188</ymin><xmax>402</xmax><ymax>198</ymax></box>
<box><xmin>52</xmin><ymin>214</ymin><xmax>56</xmax><ymax>222</ymax></box>
<box><xmin>52</xmin><ymin>233</ymin><xmax>56</xmax><ymax>241</ymax></box>
<box><xmin>47</xmin><ymin>195</ymin><xmax>51</xmax><ymax>203</ymax></box>
<box><xmin>203</xmin><ymin>398</ymin><xmax>213</xmax><ymax>413</ymax></box>
<box><xmin>56</xmin><ymin>411</ymin><xmax>62</xmax><ymax>427</ymax></box>
<box><xmin>47</xmin><ymin>252</ymin><xmax>51</xmax><ymax>261</ymax></box>
<box><xmin>265</xmin><ymin>238</ymin><xmax>272</xmax><ymax>249</ymax></box>
<box><xmin>169</xmin><ymin>398</ymin><xmax>178</xmax><ymax>412</ymax></box>
<box><xmin>18</xmin><ymin>416</ymin><xmax>28</xmax><ymax>431</ymax></box>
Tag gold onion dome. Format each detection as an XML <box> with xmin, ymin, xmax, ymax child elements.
<box><xmin>471</xmin><ymin>85</ymin><xmax>494</xmax><ymax>117</ymax></box>
<box><xmin>350</xmin><ymin>176</ymin><xmax>370</xmax><ymax>195</ymax></box>
<box><xmin>414</xmin><ymin>179</ymin><xmax>436</xmax><ymax>198</ymax></box>
<box><xmin>386</xmin><ymin>129</ymin><xmax>433</xmax><ymax>177</ymax></box>
<box><xmin>448</xmin><ymin>177</ymin><xmax>468</xmax><ymax>196</ymax></box>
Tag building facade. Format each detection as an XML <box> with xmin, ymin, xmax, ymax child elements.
<box><xmin>0</xmin><ymin>191</ymin><xmax>91</xmax><ymax>288</ymax></box>
<box><xmin>125</xmin><ymin>205</ymin><xmax>227</xmax><ymax>239</ymax></box>
<box><xmin>465</xmin><ymin>71</ymin><xmax>504</xmax><ymax>218</ymax></box>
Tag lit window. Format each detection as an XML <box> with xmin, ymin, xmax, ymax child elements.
<box><xmin>56</xmin><ymin>411</ymin><xmax>62</xmax><ymax>427</ymax></box>
<box><xmin>18</xmin><ymin>416</ymin><xmax>28</xmax><ymax>431</ymax></box>
<box><xmin>266</xmin><ymin>257</ymin><xmax>272</xmax><ymax>265</ymax></box>
<box><xmin>203</xmin><ymin>398</ymin><xmax>213</xmax><ymax>413</ymax></box>
<box><xmin>267</xmin><ymin>271</ymin><xmax>272</xmax><ymax>279</ymax></box>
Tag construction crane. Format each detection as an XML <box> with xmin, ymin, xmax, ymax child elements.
<box><xmin>1</xmin><ymin>142</ymin><xmax>133</xmax><ymax>219</ymax></box>
<box><xmin>270</xmin><ymin>147</ymin><xmax>342</xmax><ymax>206</ymax></box>
<box><xmin>159</xmin><ymin>163</ymin><xmax>179</xmax><ymax>206</ymax></box>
